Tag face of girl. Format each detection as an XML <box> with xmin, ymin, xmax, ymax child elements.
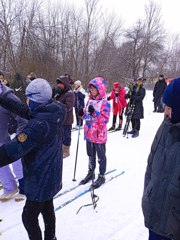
<box><xmin>89</xmin><ymin>85</ymin><xmax>98</xmax><ymax>97</ymax></box>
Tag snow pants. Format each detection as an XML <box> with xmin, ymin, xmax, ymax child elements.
<box><xmin>0</xmin><ymin>159</ymin><xmax>24</xmax><ymax>194</ymax></box>
<box><xmin>86</xmin><ymin>141</ymin><xmax>107</xmax><ymax>175</ymax></box>
<box><xmin>22</xmin><ymin>199</ymin><xmax>56</xmax><ymax>240</ymax></box>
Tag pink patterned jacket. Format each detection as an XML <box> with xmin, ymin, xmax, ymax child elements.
<box><xmin>83</xmin><ymin>77</ymin><xmax>111</xmax><ymax>144</ymax></box>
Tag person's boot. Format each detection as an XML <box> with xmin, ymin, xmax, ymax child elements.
<box><xmin>132</xmin><ymin>130</ymin><xmax>139</xmax><ymax>138</ymax></box>
<box><xmin>115</xmin><ymin>125</ymin><xmax>122</xmax><ymax>131</ymax></box>
<box><xmin>79</xmin><ymin>170</ymin><xmax>95</xmax><ymax>185</ymax></box>
<box><xmin>62</xmin><ymin>145</ymin><xmax>70</xmax><ymax>158</ymax></box>
<box><xmin>108</xmin><ymin>115</ymin><xmax>117</xmax><ymax>131</ymax></box>
<box><xmin>44</xmin><ymin>232</ymin><xmax>57</xmax><ymax>240</ymax></box>
<box><xmin>0</xmin><ymin>189</ymin><xmax>18</xmax><ymax>202</ymax></box>
<box><xmin>108</xmin><ymin>125</ymin><xmax>115</xmax><ymax>131</ymax></box>
<box><xmin>91</xmin><ymin>174</ymin><xmax>105</xmax><ymax>189</ymax></box>
<box><xmin>127</xmin><ymin>129</ymin><xmax>135</xmax><ymax>134</ymax></box>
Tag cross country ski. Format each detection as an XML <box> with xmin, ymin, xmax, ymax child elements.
<box><xmin>54</xmin><ymin>170</ymin><xmax>125</xmax><ymax>212</ymax></box>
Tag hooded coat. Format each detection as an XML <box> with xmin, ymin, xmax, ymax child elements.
<box><xmin>83</xmin><ymin>77</ymin><xmax>111</xmax><ymax>144</ymax></box>
<box><xmin>0</xmin><ymin>97</ymin><xmax>66</xmax><ymax>201</ymax></box>
<box><xmin>55</xmin><ymin>77</ymin><xmax>75</xmax><ymax>125</ymax></box>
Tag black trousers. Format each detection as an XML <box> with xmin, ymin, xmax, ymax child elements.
<box><xmin>131</xmin><ymin>118</ymin><xmax>140</xmax><ymax>131</ymax></box>
<box><xmin>22</xmin><ymin>199</ymin><xmax>56</xmax><ymax>240</ymax></box>
<box><xmin>86</xmin><ymin>141</ymin><xmax>107</xmax><ymax>175</ymax></box>
<box><xmin>62</xmin><ymin>125</ymin><xmax>72</xmax><ymax>146</ymax></box>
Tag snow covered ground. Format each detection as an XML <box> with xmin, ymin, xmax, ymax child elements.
<box><xmin>0</xmin><ymin>90</ymin><xmax>164</xmax><ymax>240</ymax></box>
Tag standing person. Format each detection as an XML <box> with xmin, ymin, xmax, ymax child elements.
<box><xmin>142</xmin><ymin>78</ymin><xmax>180</xmax><ymax>240</ymax></box>
<box><xmin>0</xmin><ymin>78</ymin><xmax>66</xmax><ymax>240</ymax></box>
<box><xmin>125</xmin><ymin>78</ymin><xmax>146</xmax><ymax>138</ymax></box>
<box><xmin>11</xmin><ymin>72</ymin><xmax>28</xmax><ymax>104</ymax></box>
<box><xmin>79</xmin><ymin>77</ymin><xmax>111</xmax><ymax>188</ymax></box>
<box><xmin>73</xmin><ymin>80</ymin><xmax>86</xmax><ymax>129</ymax></box>
<box><xmin>0</xmin><ymin>80</ymin><xmax>27</xmax><ymax>202</ymax></box>
<box><xmin>28</xmin><ymin>72</ymin><xmax>37</xmax><ymax>81</ymax></box>
<box><xmin>153</xmin><ymin>74</ymin><xmax>167</xmax><ymax>112</ymax></box>
<box><xmin>107</xmin><ymin>82</ymin><xmax>127</xmax><ymax>131</ymax></box>
<box><xmin>55</xmin><ymin>75</ymin><xmax>75</xmax><ymax>158</ymax></box>
<box><xmin>0</xmin><ymin>72</ymin><xmax>10</xmax><ymax>87</ymax></box>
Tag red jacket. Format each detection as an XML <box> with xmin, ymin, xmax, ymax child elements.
<box><xmin>108</xmin><ymin>88</ymin><xmax>127</xmax><ymax>115</ymax></box>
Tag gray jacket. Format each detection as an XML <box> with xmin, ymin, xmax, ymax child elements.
<box><xmin>142</xmin><ymin>117</ymin><xmax>180</xmax><ymax>239</ymax></box>
<box><xmin>0</xmin><ymin>84</ymin><xmax>27</xmax><ymax>145</ymax></box>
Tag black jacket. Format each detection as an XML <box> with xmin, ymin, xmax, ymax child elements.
<box><xmin>153</xmin><ymin>79</ymin><xmax>167</xmax><ymax>103</ymax></box>
<box><xmin>126</xmin><ymin>84</ymin><xmax>146</xmax><ymax>119</ymax></box>
<box><xmin>142</xmin><ymin>118</ymin><xmax>180</xmax><ymax>239</ymax></box>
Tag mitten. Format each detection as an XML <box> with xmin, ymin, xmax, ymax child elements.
<box><xmin>88</xmin><ymin>105</ymin><xmax>95</xmax><ymax>115</ymax></box>
<box><xmin>107</xmin><ymin>96</ymin><xmax>111</xmax><ymax>101</ymax></box>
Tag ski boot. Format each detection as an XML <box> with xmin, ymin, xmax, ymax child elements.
<box><xmin>91</xmin><ymin>174</ymin><xmax>105</xmax><ymax>189</ymax></box>
<box><xmin>79</xmin><ymin>170</ymin><xmax>95</xmax><ymax>185</ymax></box>
<box><xmin>115</xmin><ymin>125</ymin><xmax>122</xmax><ymax>131</ymax></box>
<box><xmin>127</xmin><ymin>129</ymin><xmax>135</xmax><ymax>134</ymax></box>
<box><xmin>108</xmin><ymin>125</ymin><xmax>115</xmax><ymax>131</ymax></box>
<box><xmin>132</xmin><ymin>130</ymin><xmax>139</xmax><ymax>138</ymax></box>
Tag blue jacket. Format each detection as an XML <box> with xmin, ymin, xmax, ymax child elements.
<box><xmin>0</xmin><ymin>98</ymin><xmax>66</xmax><ymax>201</ymax></box>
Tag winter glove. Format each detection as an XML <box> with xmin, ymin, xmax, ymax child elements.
<box><xmin>88</xmin><ymin>105</ymin><xmax>95</xmax><ymax>115</ymax></box>
<box><xmin>107</xmin><ymin>96</ymin><xmax>111</xmax><ymax>101</ymax></box>
<box><xmin>78</xmin><ymin>108</ymin><xmax>84</xmax><ymax>117</ymax></box>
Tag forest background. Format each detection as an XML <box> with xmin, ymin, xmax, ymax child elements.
<box><xmin>0</xmin><ymin>0</ymin><xmax>179</xmax><ymax>89</ymax></box>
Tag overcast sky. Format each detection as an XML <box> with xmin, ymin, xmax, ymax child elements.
<box><xmin>65</xmin><ymin>0</ymin><xmax>180</xmax><ymax>35</ymax></box>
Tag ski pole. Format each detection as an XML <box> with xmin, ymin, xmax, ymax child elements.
<box><xmin>72</xmin><ymin>118</ymin><xmax>81</xmax><ymax>181</ymax></box>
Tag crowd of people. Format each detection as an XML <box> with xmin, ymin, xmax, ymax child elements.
<box><xmin>0</xmin><ymin>71</ymin><xmax>179</xmax><ymax>240</ymax></box>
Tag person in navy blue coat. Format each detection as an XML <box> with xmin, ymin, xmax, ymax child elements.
<box><xmin>0</xmin><ymin>78</ymin><xmax>66</xmax><ymax>240</ymax></box>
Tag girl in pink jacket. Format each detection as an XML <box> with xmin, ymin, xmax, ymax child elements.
<box><xmin>79</xmin><ymin>77</ymin><xmax>110</xmax><ymax>189</ymax></box>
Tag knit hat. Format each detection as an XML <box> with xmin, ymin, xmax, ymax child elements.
<box><xmin>25</xmin><ymin>78</ymin><xmax>52</xmax><ymax>103</ymax></box>
<box><xmin>163</xmin><ymin>78</ymin><xmax>180</xmax><ymax>123</ymax></box>
<box><xmin>74</xmin><ymin>80</ymin><xmax>81</xmax><ymax>87</ymax></box>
